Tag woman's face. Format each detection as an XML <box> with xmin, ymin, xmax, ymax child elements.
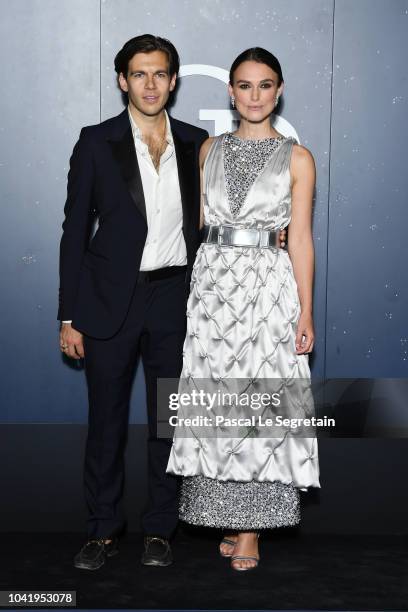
<box><xmin>229</xmin><ymin>60</ymin><xmax>284</xmax><ymax>123</ymax></box>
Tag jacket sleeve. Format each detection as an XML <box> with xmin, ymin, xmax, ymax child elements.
<box><xmin>199</xmin><ymin>129</ymin><xmax>209</xmax><ymax>147</ymax></box>
<box><xmin>58</xmin><ymin>128</ymin><xmax>95</xmax><ymax>321</ymax></box>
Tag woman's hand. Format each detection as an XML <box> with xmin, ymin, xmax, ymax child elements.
<box><xmin>295</xmin><ymin>311</ymin><xmax>314</xmax><ymax>354</ymax></box>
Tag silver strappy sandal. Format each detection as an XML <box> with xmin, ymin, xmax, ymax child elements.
<box><xmin>219</xmin><ymin>535</ymin><xmax>237</xmax><ymax>558</ymax></box>
<box><xmin>230</xmin><ymin>533</ymin><xmax>260</xmax><ymax>571</ymax></box>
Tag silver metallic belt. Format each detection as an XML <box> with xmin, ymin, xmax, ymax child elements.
<box><xmin>202</xmin><ymin>224</ymin><xmax>285</xmax><ymax>249</ymax></box>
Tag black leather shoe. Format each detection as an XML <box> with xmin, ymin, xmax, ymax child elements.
<box><xmin>74</xmin><ymin>537</ymin><xmax>119</xmax><ymax>570</ymax></box>
<box><xmin>141</xmin><ymin>536</ymin><xmax>173</xmax><ymax>567</ymax></box>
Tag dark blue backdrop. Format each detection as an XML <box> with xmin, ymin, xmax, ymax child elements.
<box><xmin>0</xmin><ymin>0</ymin><xmax>407</xmax><ymax>424</ymax></box>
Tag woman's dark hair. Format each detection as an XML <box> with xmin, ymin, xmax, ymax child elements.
<box><xmin>229</xmin><ymin>47</ymin><xmax>284</xmax><ymax>86</ymax></box>
<box><xmin>114</xmin><ymin>34</ymin><xmax>180</xmax><ymax>77</ymax></box>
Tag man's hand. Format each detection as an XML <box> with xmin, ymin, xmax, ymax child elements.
<box><xmin>279</xmin><ymin>227</ymin><xmax>287</xmax><ymax>247</ymax></box>
<box><xmin>60</xmin><ymin>323</ymin><xmax>84</xmax><ymax>359</ymax></box>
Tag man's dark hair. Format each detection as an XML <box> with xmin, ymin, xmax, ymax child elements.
<box><xmin>114</xmin><ymin>34</ymin><xmax>180</xmax><ymax>77</ymax></box>
<box><xmin>229</xmin><ymin>47</ymin><xmax>284</xmax><ymax>86</ymax></box>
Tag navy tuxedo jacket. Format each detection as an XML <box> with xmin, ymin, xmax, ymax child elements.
<box><xmin>58</xmin><ymin>109</ymin><xmax>208</xmax><ymax>339</ymax></box>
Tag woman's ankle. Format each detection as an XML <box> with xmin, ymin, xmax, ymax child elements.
<box><xmin>237</xmin><ymin>531</ymin><xmax>258</xmax><ymax>539</ymax></box>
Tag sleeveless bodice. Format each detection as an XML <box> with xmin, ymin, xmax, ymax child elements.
<box><xmin>203</xmin><ymin>132</ymin><xmax>297</xmax><ymax>230</ymax></box>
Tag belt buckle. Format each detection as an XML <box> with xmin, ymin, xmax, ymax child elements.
<box><xmin>231</xmin><ymin>228</ymin><xmax>257</xmax><ymax>247</ymax></box>
<box><xmin>258</xmin><ymin>229</ymin><xmax>268</xmax><ymax>248</ymax></box>
<box><xmin>252</xmin><ymin>228</ymin><xmax>261</xmax><ymax>247</ymax></box>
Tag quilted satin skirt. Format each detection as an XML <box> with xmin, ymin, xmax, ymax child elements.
<box><xmin>166</xmin><ymin>243</ymin><xmax>320</xmax><ymax>529</ymax></box>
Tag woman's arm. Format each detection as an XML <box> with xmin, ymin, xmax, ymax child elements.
<box><xmin>288</xmin><ymin>144</ymin><xmax>316</xmax><ymax>354</ymax></box>
<box><xmin>199</xmin><ymin>137</ymin><xmax>215</xmax><ymax>229</ymax></box>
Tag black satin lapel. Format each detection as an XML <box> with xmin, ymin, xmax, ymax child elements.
<box><xmin>172</xmin><ymin>132</ymin><xmax>195</xmax><ymax>235</ymax></box>
<box><xmin>108</xmin><ymin>127</ymin><xmax>147</xmax><ymax>222</ymax></box>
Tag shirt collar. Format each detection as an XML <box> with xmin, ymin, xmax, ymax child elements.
<box><xmin>127</xmin><ymin>107</ymin><xmax>173</xmax><ymax>146</ymax></box>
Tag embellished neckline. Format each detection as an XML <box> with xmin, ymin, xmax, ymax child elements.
<box><xmin>223</xmin><ymin>131</ymin><xmax>287</xmax><ymax>218</ymax></box>
<box><xmin>228</xmin><ymin>132</ymin><xmax>285</xmax><ymax>143</ymax></box>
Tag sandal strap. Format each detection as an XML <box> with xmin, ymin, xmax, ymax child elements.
<box><xmin>231</xmin><ymin>555</ymin><xmax>259</xmax><ymax>562</ymax></box>
<box><xmin>221</xmin><ymin>538</ymin><xmax>237</xmax><ymax>546</ymax></box>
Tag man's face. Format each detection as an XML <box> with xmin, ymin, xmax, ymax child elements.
<box><xmin>119</xmin><ymin>50</ymin><xmax>176</xmax><ymax>117</ymax></box>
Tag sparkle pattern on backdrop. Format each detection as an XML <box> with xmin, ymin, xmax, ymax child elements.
<box><xmin>1</xmin><ymin>0</ymin><xmax>407</xmax><ymax>425</ymax></box>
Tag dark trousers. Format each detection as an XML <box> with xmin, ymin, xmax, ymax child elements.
<box><xmin>82</xmin><ymin>272</ymin><xmax>187</xmax><ymax>539</ymax></box>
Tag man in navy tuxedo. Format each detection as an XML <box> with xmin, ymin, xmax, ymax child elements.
<box><xmin>58</xmin><ymin>34</ymin><xmax>208</xmax><ymax>569</ymax></box>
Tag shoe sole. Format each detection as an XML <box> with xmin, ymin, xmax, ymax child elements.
<box><xmin>141</xmin><ymin>557</ymin><xmax>173</xmax><ymax>567</ymax></box>
<box><xmin>74</xmin><ymin>547</ymin><xmax>118</xmax><ymax>570</ymax></box>
<box><xmin>74</xmin><ymin>559</ymin><xmax>105</xmax><ymax>571</ymax></box>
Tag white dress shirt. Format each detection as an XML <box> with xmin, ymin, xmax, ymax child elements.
<box><xmin>62</xmin><ymin>109</ymin><xmax>187</xmax><ymax>323</ymax></box>
<box><xmin>128</xmin><ymin>107</ymin><xmax>187</xmax><ymax>271</ymax></box>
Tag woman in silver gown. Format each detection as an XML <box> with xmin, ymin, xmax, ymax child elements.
<box><xmin>166</xmin><ymin>47</ymin><xmax>320</xmax><ymax>571</ymax></box>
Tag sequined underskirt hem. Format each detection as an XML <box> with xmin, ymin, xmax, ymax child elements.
<box><xmin>179</xmin><ymin>475</ymin><xmax>301</xmax><ymax>530</ymax></box>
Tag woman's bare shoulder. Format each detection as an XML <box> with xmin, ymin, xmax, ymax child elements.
<box><xmin>290</xmin><ymin>142</ymin><xmax>316</xmax><ymax>178</ymax></box>
<box><xmin>291</xmin><ymin>142</ymin><xmax>315</xmax><ymax>164</ymax></box>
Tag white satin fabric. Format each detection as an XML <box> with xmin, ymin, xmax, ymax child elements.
<box><xmin>166</xmin><ymin>134</ymin><xmax>320</xmax><ymax>491</ymax></box>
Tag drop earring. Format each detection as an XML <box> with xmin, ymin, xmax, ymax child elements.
<box><xmin>231</xmin><ymin>96</ymin><xmax>235</xmax><ymax>109</ymax></box>
<box><xmin>275</xmin><ymin>95</ymin><xmax>280</xmax><ymax>107</ymax></box>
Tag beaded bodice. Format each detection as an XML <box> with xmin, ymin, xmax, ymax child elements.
<box><xmin>203</xmin><ymin>132</ymin><xmax>296</xmax><ymax>230</ymax></box>
<box><xmin>223</xmin><ymin>133</ymin><xmax>286</xmax><ymax>217</ymax></box>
